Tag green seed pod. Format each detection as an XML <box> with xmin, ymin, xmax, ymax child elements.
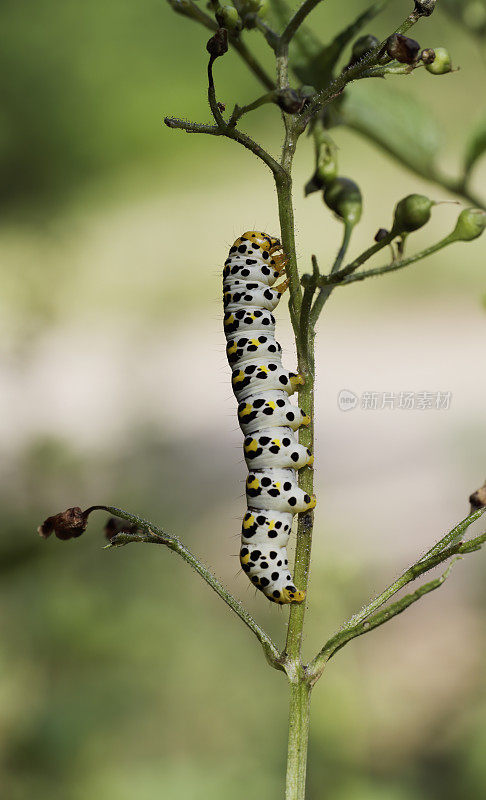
<box><xmin>305</xmin><ymin>130</ymin><xmax>338</xmax><ymax>196</ymax></box>
<box><xmin>392</xmin><ymin>194</ymin><xmax>433</xmax><ymax>234</ymax></box>
<box><xmin>451</xmin><ymin>208</ymin><xmax>486</xmax><ymax>241</ymax></box>
<box><xmin>216</xmin><ymin>4</ymin><xmax>241</xmax><ymax>30</ymax></box>
<box><xmin>351</xmin><ymin>34</ymin><xmax>380</xmax><ymax>62</ymax></box>
<box><xmin>324</xmin><ymin>178</ymin><xmax>362</xmax><ymax>226</ymax></box>
<box><xmin>425</xmin><ymin>47</ymin><xmax>453</xmax><ymax>75</ymax></box>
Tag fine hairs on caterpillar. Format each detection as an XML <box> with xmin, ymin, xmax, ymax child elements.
<box><xmin>223</xmin><ymin>231</ymin><xmax>316</xmax><ymax>605</ymax></box>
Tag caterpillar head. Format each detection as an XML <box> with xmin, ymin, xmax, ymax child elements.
<box><xmin>231</xmin><ymin>231</ymin><xmax>280</xmax><ymax>254</ymax></box>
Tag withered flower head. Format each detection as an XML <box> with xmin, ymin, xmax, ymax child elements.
<box><xmin>386</xmin><ymin>34</ymin><xmax>420</xmax><ymax>64</ymax></box>
<box><xmin>469</xmin><ymin>482</ymin><xmax>486</xmax><ymax>512</ymax></box>
<box><xmin>38</xmin><ymin>507</ymin><xmax>89</xmax><ymax>541</ymax></box>
<box><xmin>104</xmin><ymin>517</ymin><xmax>140</xmax><ymax>540</ymax></box>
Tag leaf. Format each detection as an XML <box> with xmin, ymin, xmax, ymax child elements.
<box><xmin>340</xmin><ymin>81</ymin><xmax>441</xmax><ymax>179</ymax></box>
<box><xmin>464</xmin><ymin>115</ymin><xmax>486</xmax><ymax>178</ymax></box>
<box><xmin>290</xmin><ymin>0</ymin><xmax>391</xmax><ymax>88</ymax></box>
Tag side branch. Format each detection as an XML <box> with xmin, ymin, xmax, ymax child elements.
<box><xmin>38</xmin><ymin>504</ymin><xmax>284</xmax><ymax>671</ymax></box>
<box><xmin>279</xmin><ymin>0</ymin><xmax>329</xmax><ymax>49</ymax></box>
<box><xmin>307</xmin><ymin>507</ymin><xmax>486</xmax><ymax>680</ymax></box>
<box><xmin>310</xmin><ymin>561</ymin><xmax>458</xmax><ymax>675</ymax></box>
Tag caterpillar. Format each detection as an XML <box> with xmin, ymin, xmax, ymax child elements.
<box><xmin>223</xmin><ymin>231</ymin><xmax>316</xmax><ymax>605</ymax></box>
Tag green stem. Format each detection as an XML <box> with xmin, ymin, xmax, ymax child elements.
<box><xmin>331</xmin><ymin>221</ymin><xmax>354</xmax><ymax>274</ymax></box>
<box><xmin>285</xmin><ymin>677</ymin><xmax>312</xmax><ymax>800</ymax></box>
<box><xmin>340</xmin><ymin>233</ymin><xmax>457</xmax><ymax>285</ymax></box>
<box><xmin>86</xmin><ymin>505</ymin><xmax>284</xmax><ymax>670</ymax></box>
<box><xmin>279</xmin><ymin>0</ymin><xmax>329</xmax><ymax>48</ymax></box>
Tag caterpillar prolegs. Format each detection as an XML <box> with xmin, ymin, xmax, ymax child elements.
<box><xmin>223</xmin><ymin>231</ymin><xmax>316</xmax><ymax>605</ymax></box>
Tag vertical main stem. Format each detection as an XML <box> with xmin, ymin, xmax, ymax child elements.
<box><xmin>285</xmin><ymin>678</ymin><xmax>312</xmax><ymax>800</ymax></box>
<box><xmin>274</xmin><ymin>117</ymin><xmax>316</xmax><ymax>800</ymax></box>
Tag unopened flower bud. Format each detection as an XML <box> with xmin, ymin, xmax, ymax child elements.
<box><xmin>392</xmin><ymin>194</ymin><xmax>433</xmax><ymax>234</ymax></box>
<box><xmin>374</xmin><ymin>228</ymin><xmax>390</xmax><ymax>243</ymax></box>
<box><xmin>216</xmin><ymin>4</ymin><xmax>241</xmax><ymax>31</ymax></box>
<box><xmin>414</xmin><ymin>0</ymin><xmax>436</xmax><ymax>16</ymax></box>
<box><xmin>324</xmin><ymin>177</ymin><xmax>362</xmax><ymax>226</ymax></box>
<box><xmin>451</xmin><ymin>208</ymin><xmax>486</xmax><ymax>241</ymax></box>
<box><xmin>386</xmin><ymin>33</ymin><xmax>420</xmax><ymax>64</ymax></box>
<box><xmin>425</xmin><ymin>47</ymin><xmax>453</xmax><ymax>75</ymax></box>
<box><xmin>420</xmin><ymin>48</ymin><xmax>436</xmax><ymax>65</ymax></box>
<box><xmin>207</xmin><ymin>28</ymin><xmax>229</xmax><ymax>58</ymax></box>
<box><xmin>276</xmin><ymin>88</ymin><xmax>304</xmax><ymax>114</ymax></box>
<box><xmin>351</xmin><ymin>34</ymin><xmax>380</xmax><ymax>62</ymax></box>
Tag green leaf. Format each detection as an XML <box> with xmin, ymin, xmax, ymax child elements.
<box><xmin>464</xmin><ymin>115</ymin><xmax>486</xmax><ymax>178</ymax></box>
<box><xmin>290</xmin><ymin>0</ymin><xmax>391</xmax><ymax>88</ymax></box>
<box><xmin>340</xmin><ymin>81</ymin><xmax>441</xmax><ymax>179</ymax></box>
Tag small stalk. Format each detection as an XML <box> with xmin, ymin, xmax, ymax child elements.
<box><xmin>285</xmin><ymin>677</ymin><xmax>312</xmax><ymax>800</ymax></box>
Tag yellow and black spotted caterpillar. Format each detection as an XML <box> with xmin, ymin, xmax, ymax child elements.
<box><xmin>223</xmin><ymin>231</ymin><xmax>316</xmax><ymax>605</ymax></box>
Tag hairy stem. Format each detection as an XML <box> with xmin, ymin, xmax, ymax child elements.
<box><xmin>95</xmin><ymin>506</ymin><xmax>284</xmax><ymax>669</ymax></box>
<box><xmin>273</xmin><ymin>105</ymin><xmax>315</xmax><ymax>799</ymax></box>
<box><xmin>285</xmin><ymin>677</ymin><xmax>312</xmax><ymax>800</ymax></box>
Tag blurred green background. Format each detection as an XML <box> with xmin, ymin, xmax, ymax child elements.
<box><xmin>1</xmin><ymin>1</ymin><xmax>486</xmax><ymax>798</ymax></box>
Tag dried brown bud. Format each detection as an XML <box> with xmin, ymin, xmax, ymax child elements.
<box><xmin>38</xmin><ymin>507</ymin><xmax>89</xmax><ymax>541</ymax></box>
<box><xmin>206</xmin><ymin>28</ymin><xmax>228</xmax><ymax>59</ymax></box>
<box><xmin>469</xmin><ymin>481</ymin><xmax>486</xmax><ymax>512</ymax></box>
<box><xmin>386</xmin><ymin>33</ymin><xmax>420</xmax><ymax>64</ymax></box>
<box><xmin>374</xmin><ymin>227</ymin><xmax>390</xmax><ymax>243</ymax></box>
<box><xmin>420</xmin><ymin>48</ymin><xmax>436</xmax><ymax>65</ymax></box>
<box><xmin>104</xmin><ymin>517</ymin><xmax>141</xmax><ymax>541</ymax></box>
<box><xmin>414</xmin><ymin>0</ymin><xmax>436</xmax><ymax>16</ymax></box>
<box><xmin>276</xmin><ymin>88</ymin><xmax>304</xmax><ymax>115</ymax></box>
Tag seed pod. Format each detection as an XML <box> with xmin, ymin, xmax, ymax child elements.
<box><xmin>425</xmin><ymin>47</ymin><xmax>453</xmax><ymax>75</ymax></box>
<box><xmin>451</xmin><ymin>208</ymin><xmax>486</xmax><ymax>241</ymax></box>
<box><xmin>216</xmin><ymin>4</ymin><xmax>241</xmax><ymax>31</ymax></box>
<box><xmin>276</xmin><ymin>88</ymin><xmax>304</xmax><ymax>114</ymax></box>
<box><xmin>351</xmin><ymin>34</ymin><xmax>380</xmax><ymax>63</ymax></box>
<box><xmin>392</xmin><ymin>194</ymin><xmax>433</xmax><ymax>234</ymax></box>
<box><xmin>324</xmin><ymin>178</ymin><xmax>362</xmax><ymax>226</ymax></box>
<box><xmin>420</xmin><ymin>48</ymin><xmax>436</xmax><ymax>65</ymax></box>
<box><xmin>206</xmin><ymin>28</ymin><xmax>229</xmax><ymax>58</ymax></box>
<box><xmin>414</xmin><ymin>0</ymin><xmax>436</xmax><ymax>16</ymax></box>
<box><xmin>386</xmin><ymin>33</ymin><xmax>420</xmax><ymax>64</ymax></box>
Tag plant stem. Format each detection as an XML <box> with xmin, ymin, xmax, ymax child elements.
<box><xmin>273</xmin><ymin>102</ymin><xmax>316</xmax><ymax>797</ymax></box>
<box><xmin>88</xmin><ymin>505</ymin><xmax>284</xmax><ymax>669</ymax></box>
<box><xmin>285</xmin><ymin>677</ymin><xmax>312</xmax><ymax>800</ymax></box>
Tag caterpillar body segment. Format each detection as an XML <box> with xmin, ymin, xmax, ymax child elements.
<box><xmin>231</xmin><ymin>361</ymin><xmax>303</xmax><ymax>400</ymax></box>
<box><xmin>223</xmin><ymin>308</ymin><xmax>276</xmax><ymax>337</ymax></box>
<box><xmin>237</xmin><ymin>392</ymin><xmax>311</xmax><ymax>434</ymax></box>
<box><xmin>246</xmin><ymin>469</ymin><xmax>316</xmax><ymax>514</ymax></box>
<box><xmin>243</xmin><ymin>427</ymin><xmax>313</xmax><ymax>470</ymax></box>
<box><xmin>223</xmin><ymin>231</ymin><xmax>315</xmax><ymax>605</ymax></box>
<box><xmin>225</xmin><ymin>334</ymin><xmax>282</xmax><ymax>366</ymax></box>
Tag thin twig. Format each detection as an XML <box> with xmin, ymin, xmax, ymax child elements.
<box><xmin>338</xmin><ymin>235</ymin><xmax>458</xmax><ymax>286</ymax></box>
<box><xmin>309</xmin><ymin>516</ymin><xmax>486</xmax><ymax>679</ymax></box>
<box><xmin>309</xmin><ymin>561</ymin><xmax>459</xmax><ymax>675</ymax></box>
<box><xmin>94</xmin><ymin>505</ymin><xmax>284</xmax><ymax>670</ymax></box>
<box><xmin>279</xmin><ymin>0</ymin><xmax>329</xmax><ymax>48</ymax></box>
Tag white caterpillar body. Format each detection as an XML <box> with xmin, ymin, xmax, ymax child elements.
<box><xmin>223</xmin><ymin>231</ymin><xmax>315</xmax><ymax>605</ymax></box>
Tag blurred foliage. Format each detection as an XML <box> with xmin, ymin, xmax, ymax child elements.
<box><xmin>1</xmin><ymin>1</ymin><xmax>486</xmax><ymax>798</ymax></box>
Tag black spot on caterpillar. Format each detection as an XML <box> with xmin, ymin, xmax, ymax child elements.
<box><xmin>223</xmin><ymin>231</ymin><xmax>316</xmax><ymax>605</ymax></box>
